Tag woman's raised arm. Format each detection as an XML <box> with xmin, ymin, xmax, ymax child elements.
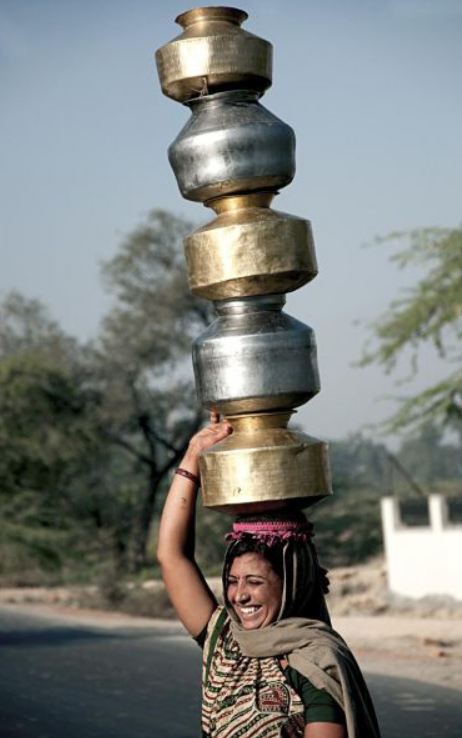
<box><xmin>156</xmin><ymin>412</ymin><xmax>232</xmax><ymax>637</ymax></box>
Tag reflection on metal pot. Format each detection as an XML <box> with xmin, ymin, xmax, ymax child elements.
<box><xmin>193</xmin><ymin>295</ymin><xmax>320</xmax><ymax>414</ymax></box>
<box><xmin>168</xmin><ymin>90</ymin><xmax>295</xmax><ymax>202</ymax></box>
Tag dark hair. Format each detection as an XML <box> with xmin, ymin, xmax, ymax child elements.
<box><xmin>225</xmin><ymin>535</ymin><xmax>284</xmax><ymax>580</ymax></box>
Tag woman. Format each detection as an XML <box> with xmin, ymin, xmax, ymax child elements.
<box><xmin>157</xmin><ymin>413</ymin><xmax>381</xmax><ymax>738</ymax></box>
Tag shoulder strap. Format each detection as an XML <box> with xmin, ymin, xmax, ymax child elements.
<box><xmin>205</xmin><ymin>607</ymin><xmax>228</xmax><ymax>685</ymax></box>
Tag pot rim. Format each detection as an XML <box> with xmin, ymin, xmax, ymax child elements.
<box><xmin>175</xmin><ymin>6</ymin><xmax>248</xmax><ymax>30</ymax></box>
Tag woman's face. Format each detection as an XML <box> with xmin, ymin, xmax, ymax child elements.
<box><xmin>227</xmin><ymin>552</ymin><xmax>283</xmax><ymax>629</ymax></box>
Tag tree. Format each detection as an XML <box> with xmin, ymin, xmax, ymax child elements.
<box><xmin>94</xmin><ymin>208</ymin><xmax>214</xmax><ymax>571</ymax></box>
<box><xmin>359</xmin><ymin>227</ymin><xmax>462</xmax><ymax>434</ymax></box>
<box><xmin>0</xmin><ymin>211</ymin><xmax>218</xmax><ymax>581</ymax></box>
<box><xmin>396</xmin><ymin>421</ymin><xmax>462</xmax><ymax>488</ymax></box>
<box><xmin>0</xmin><ymin>290</ymin><xmax>78</xmax><ymax>360</ymax></box>
<box><xmin>309</xmin><ymin>434</ymin><xmax>389</xmax><ymax>565</ymax></box>
<box><xmin>0</xmin><ymin>294</ymin><xmax>105</xmax><ymax>583</ymax></box>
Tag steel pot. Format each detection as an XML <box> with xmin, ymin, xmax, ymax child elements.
<box><xmin>155</xmin><ymin>6</ymin><xmax>272</xmax><ymax>103</ymax></box>
<box><xmin>192</xmin><ymin>294</ymin><xmax>320</xmax><ymax>414</ymax></box>
<box><xmin>168</xmin><ymin>89</ymin><xmax>295</xmax><ymax>202</ymax></box>
<box><xmin>184</xmin><ymin>192</ymin><xmax>317</xmax><ymax>299</ymax></box>
<box><xmin>199</xmin><ymin>412</ymin><xmax>332</xmax><ymax>513</ymax></box>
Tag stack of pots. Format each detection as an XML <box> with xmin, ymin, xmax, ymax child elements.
<box><xmin>156</xmin><ymin>6</ymin><xmax>332</xmax><ymax>513</ymax></box>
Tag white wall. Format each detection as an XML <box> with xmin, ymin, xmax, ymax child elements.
<box><xmin>381</xmin><ymin>495</ymin><xmax>462</xmax><ymax>600</ymax></box>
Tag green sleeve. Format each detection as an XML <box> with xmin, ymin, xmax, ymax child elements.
<box><xmin>194</xmin><ymin>624</ymin><xmax>208</xmax><ymax>649</ymax></box>
<box><xmin>284</xmin><ymin>666</ymin><xmax>345</xmax><ymax>725</ymax></box>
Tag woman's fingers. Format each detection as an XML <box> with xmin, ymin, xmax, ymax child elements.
<box><xmin>199</xmin><ymin>419</ymin><xmax>232</xmax><ymax>448</ymax></box>
<box><xmin>207</xmin><ymin>420</ymin><xmax>231</xmax><ymax>437</ymax></box>
<box><xmin>187</xmin><ymin>416</ymin><xmax>233</xmax><ymax>458</ymax></box>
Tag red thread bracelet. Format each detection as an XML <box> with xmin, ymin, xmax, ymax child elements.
<box><xmin>175</xmin><ymin>467</ymin><xmax>200</xmax><ymax>486</ymax></box>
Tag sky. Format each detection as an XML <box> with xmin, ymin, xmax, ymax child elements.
<box><xmin>1</xmin><ymin>0</ymin><xmax>461</xmax><ymax>446</ymax></box>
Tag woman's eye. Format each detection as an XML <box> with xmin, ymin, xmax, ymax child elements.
<box><xmin>248</xmin><ymin>579</ymin><xmax>263</xmax><ymax>586</ymax></box>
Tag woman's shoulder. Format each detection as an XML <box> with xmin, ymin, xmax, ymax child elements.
<box><xmin>194</xmin><ymin>605</ymin><xmax>229</xmax><ymax>649</ymax></box>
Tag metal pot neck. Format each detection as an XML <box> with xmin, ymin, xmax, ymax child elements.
<box><xmin>207</xmin><ymin>191</ymin><xmax>275</xmax><ymax>213</ymax></box>
<box><xmin>186</xmin><ymin>88</ymin><xmax>261</xmax><ymax>109</ymax></box>
<box><xmin>214</xmin><ymin>294</ymin><xmax>286</xmax><ymax>316</ymax></box>
<box><xmin>226</xmin><ymin>411</ymin><xmax>293</xmax><ymax>432</ymax></box>
<box><xmin>175</xmin><ymin>7</ymin><xmax>248</xmax><ymax>30</ymax></box>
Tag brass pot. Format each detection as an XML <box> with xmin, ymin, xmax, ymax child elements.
<box><xmin>155</xmin><ymin>6</ymin><xmax>272</xmax><ymax>102</ymax></box>
<box><xmin>185</xmin><ymin>193</ymin><xmax>317</xmax><ymax>299</ymax></box>
<box><xmin>199</xmin><ymin>412</ymin><xmax>332</xmax><ymax>513</ymax></box>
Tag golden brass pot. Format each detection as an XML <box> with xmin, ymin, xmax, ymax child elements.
<box><xmin>199</xmin><ymin>412</ymin><xmax>332</xmax><ymax>514</ymax></box>
<box><xmin>184</xmin><ymin>193</ymin><xmax>317</xmax><ymax>299</ymax></box>
<box><xmin>155</xmin><ymin>7</ymin><xmax>272</xmax><ymax>102</ymax></box>
<box><xmin>186</xmin><ymin>193</ymin><xmax>317</xmax><ymax>298</ymax></box>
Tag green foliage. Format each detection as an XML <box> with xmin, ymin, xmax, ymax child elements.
<box><xmin>311</xmin><ymin>488</ymin><xmax>383</xmax><ymax>568</ymax></box>
<box><xmin>309</xmin><ymin>434</ymin><xmax>388</xmax><ymax>567</ymax></box>
<box><xmin>0</xmin><ymin>305</ymin><xmax>108</xmax><ymax>583</ymax></box>
<box><xmin>329</xmin><ymin>433</ymin><xmax>389</xmax><ymax>490</ymax></box>
<box><xmin>359</xmin><ymin>227</ymin><xmax>462</xmax><ymax>433</ymax></box>
<box><xmin>100</xmin><ymin>208</ymin><xmax>211</xmax><ymax>372</ymax></box>
<box><xmin>396</xmin><ymin>421</ymin><xmax>462</xmax><ymax>487</ymax></box>
<box><xmin>0</xmin><ymin>209</ymin><xmax>216</xmax><ymax>583</ymax></box>
<box><xmin>93</xmin><ymin>209</ymin><xmax>214</xmax><ymax>572</ymax></box>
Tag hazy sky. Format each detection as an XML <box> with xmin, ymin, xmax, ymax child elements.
<box><xmin>1</xmin><ymin>0</ymin><xmax>461</xmax><ymax>445</ymax></box>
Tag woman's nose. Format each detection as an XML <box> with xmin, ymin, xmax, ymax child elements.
<box><xmin>236</xmin><ymin>582</ymin><xmax>250</xmax><ymax>602</ymax></box>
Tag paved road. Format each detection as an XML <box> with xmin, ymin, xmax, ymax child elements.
<box><xmin>0</xmin><ymin>607</ymin><xmax>461</xmax><ymax>738</ymax></box>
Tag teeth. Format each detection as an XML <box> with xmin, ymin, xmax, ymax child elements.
<box><xmin>240</xmin><ymin>606</ymin><xmax>259</xmax><ymax>614</ymax></box>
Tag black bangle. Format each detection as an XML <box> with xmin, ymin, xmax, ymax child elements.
<box><xmin>175</xmin><ymin>467</ymin><xmax>200</xmax><ymax>486</ymax></box>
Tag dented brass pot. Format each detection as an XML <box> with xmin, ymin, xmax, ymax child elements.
<box><xmin>192</xmin><ymin>294</ymin><xmax>320</xmax><ymax>414</ymax></box>
<box><xmin>155</xmin><ymin>6</ymin><xmax>272</xmax><ymax>102</ymax></box>
<box><xmin>168</xmin><ymin>89</ymin><xmax>295</xmax><ymax>202</ymax></box>
<box><xmin>199</xmin><ymin>412</ymin><xmax>332</xmax><ymax>513</ymax></box>
<box><xmin>185</xmin><ymin>192</ymin><xmax>317</xmax><ymax>299</ymax></box>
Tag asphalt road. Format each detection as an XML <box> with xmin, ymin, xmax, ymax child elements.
<box><xmin>0</xmin><ymin>607</ymin><xmax>461</xmax><ymax>738</ymax></box>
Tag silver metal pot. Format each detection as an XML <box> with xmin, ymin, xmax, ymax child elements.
<box><xmin>168</xmin><ymin>90</ymin><xmax>295</xmax><ymax>202</ymax></box>
<box><xmin>192</xmin><ymin>294</ymin><xmax>320</xmax><ymax>414</ymax></box>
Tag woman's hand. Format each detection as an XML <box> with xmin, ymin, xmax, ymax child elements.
<box><xmin>183</xmin><ymin>412</ymin><xmax>233</xmax><ymax>472</ymax></box>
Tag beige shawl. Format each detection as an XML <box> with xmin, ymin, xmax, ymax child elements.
<box><xmin>231</xmin><ymin>616</ymin><xmax>381</xmax><ymax>738</ymax></box>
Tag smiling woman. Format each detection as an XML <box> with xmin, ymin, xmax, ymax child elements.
<box><xmin>227</xmin><ymin>552</ymin><xmax>283</xmax><ymax>629</ymax></box>
<box><xmin>156</xmin><ymin>414</ymin><xmax>381</xmax><ymax>738</ymax></box>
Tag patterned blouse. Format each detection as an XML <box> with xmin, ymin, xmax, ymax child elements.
<box><xmin>201</xmin><ymin>608</ymin><xmax>344</xmax><ymax>738</ymax></box>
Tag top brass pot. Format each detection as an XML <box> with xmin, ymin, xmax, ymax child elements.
<box><xmin>155</xmin><ymin>6</ymin><xmax>272</xmax><ymax>102</ymax></box>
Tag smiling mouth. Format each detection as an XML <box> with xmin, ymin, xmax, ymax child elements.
<box><xmin>236</xmin><ymin>605</ymin><xmax>262</xmax><ymax>620</ymax></box>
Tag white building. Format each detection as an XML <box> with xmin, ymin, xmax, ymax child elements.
<box><xmin>381</xmin><ymin>494</ymin><xmax>462</xmax><ymax>600</ymax></box>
